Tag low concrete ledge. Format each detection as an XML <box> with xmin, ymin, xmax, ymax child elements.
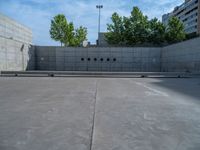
<box><xmin>1</xmin><ymin>71</ymin><xmax>199</xmax><ymax>78</ymax></box>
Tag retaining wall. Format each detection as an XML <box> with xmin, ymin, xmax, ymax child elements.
<box><xmin>1</xmin><ymin>34</ymin><xmax>200</xmax><ymax>72</ymax></box>
<box><xmin>0</xmin><ymin>13</ymin><xmax>34</xmax><ymax>71</ymax></box>
<box><xmin>0</xmin><ymin>36</ymin><xmax>35</xmax><ymax>71</ymax></box>
<box><xmin>161</xmin><ymin>37</ymin><xmax>200</xmax><ymax>72</ymax></box>
<box><xmin>34</xmin><ymin>37</ymin><xmax>200</xmax><ymax>72</ymax></box>
<box><xmin>35</xmin><ymin>47</ymin><xmax>161</xmax><ymax>72</ymax></box>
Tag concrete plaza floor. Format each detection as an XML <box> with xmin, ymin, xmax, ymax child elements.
<box><xmin>0</xmin><ymin>77</ymin><xmax>200</xmax><ymax>150</ymax></box>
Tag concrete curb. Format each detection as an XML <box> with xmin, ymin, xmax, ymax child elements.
<box><xmin>1</xmin><ymin>71</ymin><xmax>200</xmax><ymax>78</ymax></box>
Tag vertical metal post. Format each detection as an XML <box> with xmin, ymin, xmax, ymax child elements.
<box><xmin>96</xmin><ymin>5</ymin><xmax>103</xmax><ymax>45</ymax></box>
<box><xmin>98</xmin><ymin>8</ymin><xmax>101</xmax><ymax>34</ymax></box>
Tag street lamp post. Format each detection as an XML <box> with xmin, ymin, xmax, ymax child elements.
<box><xmin>96</xmin><ymin>5</ymin><xmax>103</xmax><ymax>44</ymax></box>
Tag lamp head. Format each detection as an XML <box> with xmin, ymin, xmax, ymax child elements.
<box><xmin>96</xmin><ymin>5</ymin><xmax>103</xmax><ymax>9</ymax></box>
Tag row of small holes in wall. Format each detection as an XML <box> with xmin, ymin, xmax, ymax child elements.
<box><xmin>81</xmin><ymin>58</ymin><xmax>117</xmax><ymax>62</ymax></box>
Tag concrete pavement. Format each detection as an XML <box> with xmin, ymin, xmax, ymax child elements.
<box><xmin>0</xmin><ymin>77</ymin><xmax>200</xmax><ymax>150</ymax></box>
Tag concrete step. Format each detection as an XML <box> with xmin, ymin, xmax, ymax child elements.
<box><xmin>1</xmin><ymin>71</ymin><xmax>200</xmax><ymax>78</ymax></box>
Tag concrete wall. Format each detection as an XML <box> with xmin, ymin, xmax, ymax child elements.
<box><xmin>35</xmin><ymin>47</ymin><xmax>161</xmax><ymax>72</ymax></box>
<box><xmin>1</xmin><ymin>10</ymin><xmax>199</xmax><ymax>73</ymax></box>
<box><xmin>161</xmin><ymin>37</ymin><xmax>200</xmax><ymax>72</ymax></box>
<box><xmin>35</xmin><ymin>37</ymin><xmax>200</xmax><ymax>72</ymax></box>
<box><xmin>0</xmin><ymin>13</ymin><xmax>32</xmax><ymax>44</ymax></box>
<box><xmin>0</xmin><ymin>13</ymin><xmax>34</xmax><ymax>71</ymax></box>
<box><xmin>0</xmin><ymin>36</ymin><xmax>35</xmax><ymax>71</ymax></box>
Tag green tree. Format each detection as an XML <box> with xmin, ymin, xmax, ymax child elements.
<box><xmin>123</xmin><ymin>7</ymin><xmax>149</xmax><ymax>45</ymax></box>
<box><xmin>105</xmin><ymin>12</ymin><xmax>125</xmax><ymax>45</ymax></box>
<box><xmin>64</xmin><ymin>22</ymin><xmax>75</xmax><ymax>46</ymax></box>
<box><xmin>105</xmin><ymin>7</ymin><xmax>186</xmax><ymax>46</ymax></box>
<box><xmin>165</xmin><ymin>17</ymin><xmax>186</xmax><ymax>43</ymax></box>
<box><xmin>50</xmin><ymin>14</ymin><xmax>87</xmax><ymax>47</ymax></box>
<box><xmin>105</xmin><ymin>7</ymin><xmax>149</xmax><ymax>45</ymax></box>
<box><xmin>72</xmin><ymin>26</ymin><xmax>87</xmax><ymax>46</ymax></box>
<box><xmin>50</xmin><ymin>14</ymin><xmax>68</xmax><ymax>46</ymax></box>
<box><xmin>148</xmin><ymin>18</ymin><xmax>166</xmax><ymax>44</ymax></box>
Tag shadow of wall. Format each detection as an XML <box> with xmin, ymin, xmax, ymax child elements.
<box><xmin>151</xmin><ymin>78</ymin><xmax>200</xmax><ymax>101</ymax></box>
<box><xmin>26</xmin><ymin>45</ymin><xmax>36</xmax><ymax>71</ymax></box>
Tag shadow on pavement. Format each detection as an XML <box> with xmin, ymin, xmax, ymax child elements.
<box><xmin>151</xmin><ymin>78</ymin><xmax>200</xmax><ymax>101</ymax></box>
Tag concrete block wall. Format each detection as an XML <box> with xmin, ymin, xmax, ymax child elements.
<box><xmin>0</xmin><ymin>36</ymin><xmax>35</xmax><ymax>71</ymax></box>
<box><xmin>35</xmin><ymin>47</ymin><xmax>161</xmax><ymax>72</ymax></box>
<box><xmin>161</xmin><ymin>37</ymin><xmax>200</xmax><ymax>72</ymax></box>
<box><xmin>0</xmin><ymin>13</ymin><xmax>34</xmax><ymax>71</ymax></box>
<box><xmin>35</xmin><ymin>37</ymin><xmax>200</xmax><ymax>73</ymax></box>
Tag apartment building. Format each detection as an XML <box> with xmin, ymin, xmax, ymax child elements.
<box><xmin>162</xmin><ymin>0</ymin><xmax>200</xmax><ymax>34</ymax></box>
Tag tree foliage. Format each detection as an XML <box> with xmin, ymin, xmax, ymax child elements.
<box><xmin>106</xmin><ymin>7</ymin><xmax>186</xmax><ymax>45</ymax></box>
<box><xmin>165</xmin><ymin>17</ymin><xmax>186</xmax><ymax>43</ymax></box>
<box><xmin>49</xmin><ymin>14</ymin><xmax>68</xmax><ymax>46</ymax></box>
<box><xmin>105</xmin><ymin>13</ymin><xmax>125</xmax><ymax>45</ymax></box>
<box><xmin>148</xmin><ymin>18</ymin><xmax>166</xmax><ymax>44</ymax></box>
<box><xmin>50</xmin><ymin>14</ymin><xmax>87</xmax><ymax>47</ymax></box>
<box><xmin>124</xmin><ymin>7</ymin><xmax>149</xmax><ymax>45</ymax></box>
<box><xmin>72</xmin><ymin>26</ymin><xmax>88</xmax><ymax>46</ymax></box>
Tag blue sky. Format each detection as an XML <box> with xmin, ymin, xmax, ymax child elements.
<box><xmin>0</xmin><ymin>0</ymin><xmax>184</xmax><ymax>45</ymax></box>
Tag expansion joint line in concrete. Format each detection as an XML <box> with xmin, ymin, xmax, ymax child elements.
<box><xmin>89</xmin><ymin>80</ymin><xmax>98</xmax><ymax>150</ymax></box>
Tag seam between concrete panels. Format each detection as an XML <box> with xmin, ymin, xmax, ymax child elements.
<box><xmin>89</xmin><ymin>80</ymin><xmax>98</xmax><ymax>150</ymax></box>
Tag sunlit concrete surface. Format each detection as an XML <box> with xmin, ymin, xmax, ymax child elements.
<box><xmin>0</xmin><ymin>77</ymin><xmax>200</xmax><ymax>150</ymax></box>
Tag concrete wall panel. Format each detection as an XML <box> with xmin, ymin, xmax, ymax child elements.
<box><xmin>35</xmin><ymin>47</ymin><xmax>161</xmax><ymax>72</ymax></box>
<box><xmin>0</xmin><ymin>37</ymin><xmax>35</xmax><ymax>71</ymax></box>
<box><xmin>0</xmin><ymin>13</ymin><xmax>34</xmax><ymax>71</ymax></box>
<box><xmin>161</xmin><ymin>37</ymin><xmax>200</xmax><ymax>72</ymax></box>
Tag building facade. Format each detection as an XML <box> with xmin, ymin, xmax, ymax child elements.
<box><xmin>0</xmin><ymin>13</ymin><xmax>34</xmax><ymax>71</ymax></box>
<box><xmin>98</xmin><ymin>32</ymin><xmax>109</xmax><ymax>47</ymax></box>
<box><xmin>162</xmin><ymin>0</ymin><xmax>200</xmax><ymax>34</ymax></box>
